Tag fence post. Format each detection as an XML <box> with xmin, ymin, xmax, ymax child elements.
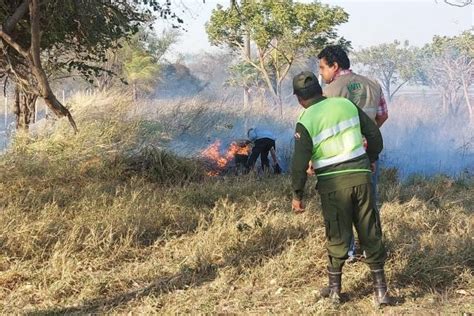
<box><xmin>4</xmin><ymin>96</ymin><xmax>7</xmax><ymax>128</ymax></box>
<box><xmin>34</xmin><ymin>98</ymin><xmax>38</xmax><ymax>123</ymax></box>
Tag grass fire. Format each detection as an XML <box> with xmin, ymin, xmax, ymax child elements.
<box><xmin>0</xmin><ymin>90</ymin><xmax>471</xmax><ymax>314</ymax></box>
<box><xmin>0</xmin><ymin>0</ymin><xmax>472</xmax><ymax>314</ymax></box>
<box><xmin>200</xmin><ymin>140</ymin><xmax>251</xmax><ymax>176</ymax></box>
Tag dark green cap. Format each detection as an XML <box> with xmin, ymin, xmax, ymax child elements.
<box><xmin>293</xmin><ymin>71</ymin><xmax>320</xmax><ymax>94</ymax></box>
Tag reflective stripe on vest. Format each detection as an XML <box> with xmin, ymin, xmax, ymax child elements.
<box><xmin>317</xmin><ymin>168</ymin><xmax>371</xmax><ymax>178</ymax></box>
<box><xmin>298</xmin><ymin>97</ymin><xmax>366</xmax><ymax>170</ymax></box>
<box><xmin>312</xmin><ymin>115</ymin><xmax>360</xmax><ymax>145</ymax></box>
<box><xmin>312</xmin><ymin>146</ymin><xmax>365</xmax><ymax>169</ymax></box>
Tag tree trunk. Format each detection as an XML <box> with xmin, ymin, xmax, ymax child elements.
<box><xmin>243</xmin><ymin>31</ymin><xmax>251</xmax><ymax>110</ymax></box>
<box><xmin>445</xmin><ymin>79</ymin><xmax>461</xmax><ymax>116</ymax></box>
<box><xmin>385</xmin><ymin>82</ymin><xmax>392</xmax><ymax>102</ymax></box>
<box><xmin>257</xmin><ymin>55</ymin><xmax>278</xmax><ymax>105</ymax></box>
<box><xmin>381</xmin><ymin>73</ymin><xmax>392</xmax><ymax>102</ymax></box>
<box><xmin>461</xmin><ymin>74</ymin><xmax>473</xmax><ymax>120</ymax></box>
<box><xmin>29</xmin><ymin>0</ymin><xmax>77</xmax><ymax>132</ymax></box>
<box><xmin>277</xmin><ymin>81</ymin><xmax>283</xmax><ymax>116</ymax></box>
<box><xmin>390</xmin><ymin>80</ymin><xmax>408</xmax><ymax>100</ymax></box>
<box><xmin>13</xmin><ymin>86</ymin><xmax>37</xmax><ymax>131</ymax></box>
<box><xmin>442</xmin><ymin>91</ymin><xmax>448</xmax><ymax>113</ymax></box>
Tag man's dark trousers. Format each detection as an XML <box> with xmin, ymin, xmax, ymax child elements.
<box><xmin>246</xmin><ymin>138</ymin><xmax>275</xmax><ymax>171</ymax></box>
<box><xmin>320</xmin><ymin>182</ymin><xmax>386</xmax><ymax>270</ymax></box>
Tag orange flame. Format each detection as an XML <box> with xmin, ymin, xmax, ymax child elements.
<box><xmin>229</xmin><ymin>142</ymin><xmax>251</xmax><ymax>156</ymax></box>
<box><xmin>201</xmin><ymin>140</ymin><xmax>251</xmax><ymax>176</ymax></box>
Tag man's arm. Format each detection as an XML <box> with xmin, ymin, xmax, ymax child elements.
<box><xmin>375</xmin><ymin>91</ymin><xmax>388</xmax><ymax>127</ymax></box>
<box><xmin>291</xmin><ymin>123</ymin><xmax>313</xmax><ymax>201</ymax></box>
<box><xmin>356</xmin><ymin>105</ymin><xmax>383</xmax><ymax>163</ymax></box>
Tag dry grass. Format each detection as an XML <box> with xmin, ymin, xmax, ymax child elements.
<box><xmin>0</xmin><ymin>91</ymin><xmax>472</xmax><ymax>314</ymax></box>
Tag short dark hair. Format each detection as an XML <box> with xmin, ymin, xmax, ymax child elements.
<box><xmin>317</xmin><ymin>45</ymin><xmax>350</xmax><ymax>69</ymax></box>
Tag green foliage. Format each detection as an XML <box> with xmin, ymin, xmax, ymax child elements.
<box><xmin>125</xmin><ymin>28</ymin><xmax>181</xmax><ymax>62</ymax></box>
<box><xmin>429</xmin><ymin>30</ymin><xmax>473</xmax><ymax>56</ymax></box>
<box><xmin>418</xmin><ymin>30</ymin><xmax>473</xmax><ymax>86</ymax></box>
<box><xmin>0</xmin><ymin>1</ymin><xmax>181</xmax><ymax>88</ymax></box>
<box><xmin>124</xmin><ymin>50</ymin><xmax>160</xmax><ymax>95</ymax></box>
<box><xmin>206</xmin><ymin>0</ymin><xmax>349</xmax><ymax>103</ymax></box>
<box><xmin>354</xmin><ymin>40</ymin><xmax>420</xmax><ymax>100</ymax></box>
<box><xmin>207</xmin><ymin>1</ymin><xmax>348</xmax><ymax>52</ymax></box>
<box><xmin>92</xmin><ymin>28</ymin><xmax>179</xmax><ymax>91</ymax></box>
<box><xmin>226</xmin><ymin>62</ymin><xmax>262</xmax><ymax>89</ymax></box>
<box><xmin>416</xmin><ymin>30</ymin><xmax>473</xmax><ymax>116</ymax></box>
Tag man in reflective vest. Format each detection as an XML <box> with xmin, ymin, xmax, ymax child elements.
<box><xmin>290</xmin><ymin>71</ymin><xmax>391</xmax><ymax>306</ymax></box>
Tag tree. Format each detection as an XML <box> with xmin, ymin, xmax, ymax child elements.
<box><xmin>206</xmin><ymin>0</ymin><xmax>349</xmax><ymax>114</ymax></box>
<box><xmin>226</xmin><ymin>61</ymin><xmax>271</xmax><ymax>107</ymax></box>
<box><xmin>418</xmin><ymin>31</ymin><xmax>473</xmax><ymax>119</ymax></box>
<box><xmin>159</xmin><ymin>63</ymin><xmax>207</xmax><ymax>97</ymax></box>
<box><xmin>227</xmin><ymin>62</ymin><xmax>262</xmax><ymax>92</ymax></box>
<box><xmin>353</xmin><ymin>40</ymin><xmax>419</xmax><ymax>101</ymax></box>
<box><xmin>95</xmin><ymin>28</ymin><xmax>179</xmax><ymax>96</ymax></box>
<box><xmin>0</xmin><ymin>0</ymin><xmax>180</xmax><ymax>131</ymax></box>
<box><xmin>0</xmin><ymin>0</ymin><xmax>78</xmax><ymax>131</ymax></box>
<box><xmin>187</xmin><ymin>50</ymin><xmax>235</xmax><ymax>92</ymax></box>
<box><xmin>124</xmin><ymin>51</ymin><xmax>160</xmax><ymax>101</ymax></box>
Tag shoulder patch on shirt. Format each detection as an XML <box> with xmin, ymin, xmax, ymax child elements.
<box><xmin>294</xmin><ymin>132</ymin><xmax>301</xmax><ymax>140</ymax></box>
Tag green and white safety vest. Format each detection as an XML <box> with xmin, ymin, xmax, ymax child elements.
<box><xmin>298</xmin><ymin>97</ymin><xmax>370</xmax><ymax>176</ymax></box>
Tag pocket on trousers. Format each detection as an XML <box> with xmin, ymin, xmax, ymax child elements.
<box><xmin>374</xmin><ymin>210</ymin><xmax>383</xmax><ymax>238</ymax></box>
<box><xmin>324</xmin><ymin>215</ymin><xmax>341</xmax><ymax>242</ymax></box>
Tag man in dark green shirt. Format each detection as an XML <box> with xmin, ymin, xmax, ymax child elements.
<box><xmin>291</xmin><ymin>71</ymin><xmax>391</xmax><ymax>306</ymax></box>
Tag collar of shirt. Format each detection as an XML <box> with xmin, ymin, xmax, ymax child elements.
<box><xmin>332</xmin><ymin>69</ymin><xmax>352</xmax><ymax>82</ymax></box>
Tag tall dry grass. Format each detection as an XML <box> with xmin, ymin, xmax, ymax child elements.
<box><xmin>0</xmin><ymin>91</ymin><xmax>472</xmax><ymax>314</ymax></box>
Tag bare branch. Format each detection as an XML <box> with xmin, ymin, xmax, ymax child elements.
<box><xmin>235</xmin><ymin>41</ymin><xmax>264</xmax><ymax>73</ymax></box>
<box><xmin>268</xmin><ymin>41</ymin><xmax>292</xmax><ymax>65</ymax></box>
<box><xmin>29</xmin><ymin>0</ymin><xmax>78</xmax><ymax>132</ymax></box>
<box><xmin>0</xmin><ymin>27</ymin><xmax>30</xmax><ymax>58</ymax></box>
<box><xmin>444</xmin><ymin>0</ymin><xmax>472</xmax><ymax>7</ymax></box>
<box><xmin>3</xmin><ymin>0</ymin><xmax>29</xmax><ymax>33</ymax></box>
<box><xmin>257</xmin><ymin>47</ymin><xmax>277</xmax><ymax>97</ymax></box>
<box><xmin>390</xmin><ymin>80</ymin><xmax>408</xmax><ymax>100</ymax></box>
<box><xmin>278</xmin><ymin>60</ymin><xmax>293</xmax><ymax>85</ymax></box>
<box><xmin>29</xmin><ymin>3</ymin><xmax>41</xmax><ymax>66</ymax></box>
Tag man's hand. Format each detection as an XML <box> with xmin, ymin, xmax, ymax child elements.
<box><xmin>306</xmin><ymin>161</ymin><xmax>315</xmax><ymax>176</ymax></box>
<box><xmin>370</xmin><ymin>161</ymin><xmax>377</xmax><ymax>173</ymax></box>
<box><xmin>292</xmin><ymin>198</ymin><xmax>305</xmax><ymax>214</ymax></box>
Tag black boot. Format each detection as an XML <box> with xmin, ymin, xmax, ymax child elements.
<box><xmin>273</xmin><ymin>163</ymin><xmax>282</xmax><ymax>174</ymax></box>
<box><xmin>371</xmin><ymin>269</ymin><xmax>391</xmax><ymax>306</ymax></box>
<box><xmin>320</xmin><ymin>267</ymin><xmax>342</xmax><ymax>303</ymax></box>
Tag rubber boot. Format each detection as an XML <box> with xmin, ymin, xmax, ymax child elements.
<box><xmin>371</xmin><ymin>269</ymin><xmax>391</xmax><ymax>306</ymax></box>
<box><xmin>273</xmin><ymin>163</ymin><xmax>282</xmax><ymax>174</ymax></box>
<box><xmin>320</xmin><ymin>267</ymin><xmax>342</xmax><ymax>304</ymax></box>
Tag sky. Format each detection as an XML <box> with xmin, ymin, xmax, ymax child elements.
<box><xmin>161</xmin><ymin>0</ymin><xmax>473</xmax><ymax>56</ymax></box>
